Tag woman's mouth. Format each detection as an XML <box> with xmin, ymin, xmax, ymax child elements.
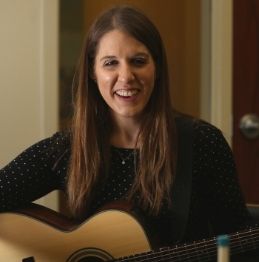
<box><xmin>115</xmin><ymin>89</ymin><xmax>139</xmax><ymax>97</ymax></box>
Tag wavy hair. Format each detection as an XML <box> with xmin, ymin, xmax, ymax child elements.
<box><xmin>68</xmin><ymin>5</ymin><xmax>176</xmax><ymax>217</ymax></box>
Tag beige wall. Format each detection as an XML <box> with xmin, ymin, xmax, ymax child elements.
<box><xmin>0</xmin><ymin>0</ymin><xmax>59</xmax><ymax>210</ymax></box>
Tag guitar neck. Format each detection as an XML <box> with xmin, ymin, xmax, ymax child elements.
<box><xmin>114</xmin><ymin>227</ymin><xmax>259</xmax><ymax>262</ymax></box>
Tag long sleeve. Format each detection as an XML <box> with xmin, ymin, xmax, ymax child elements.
<box><xmin>0</xmin><ymin>132</ymin><xmax>69</xmax><ymax>211</ymax></box>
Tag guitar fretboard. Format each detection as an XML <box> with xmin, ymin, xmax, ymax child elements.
<box><xmin>114</xmin><ymin>227</ymin><xmax>259</xmax><ymax>262</ymax></box>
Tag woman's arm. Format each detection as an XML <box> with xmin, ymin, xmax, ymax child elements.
<box><xmin>193</xmin><ymin>121</ymin><xmax>252</xmax><ymax>234</ymax></box>
<box><xmin>0</xmin><ymin>132</ymin><xmax>69</xmax><ymax>211</ymax></box>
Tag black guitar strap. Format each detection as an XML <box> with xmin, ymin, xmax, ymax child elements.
<box><xmin>170</xmin><ymin>116</ymin><xmax>194</xmax><ymax>243</ymax></box>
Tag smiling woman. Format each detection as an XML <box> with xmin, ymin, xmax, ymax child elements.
<box><xmin>0</xmin><ymin>5</ymin><xmax>256</xmax><ymax>260</ymax></box>
<box><xmin>94</xmin><ymin>29</ymin><xmax>155</xmax><ymax>128</ymax></box>
<box><xmin>69</xmin><ymin>6</ymin><xmax>175</xmax><ymax>217</ymax></box>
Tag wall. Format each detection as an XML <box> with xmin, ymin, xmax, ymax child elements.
<box><xmin>0</xmin><ymin>0</ymin><xmax>59</xmax><ymax>210</ymax></box>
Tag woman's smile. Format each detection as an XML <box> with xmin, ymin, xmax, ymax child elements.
<box><xmin>115</xmin><ymin>89</ymin><xmax>139</xmax><ymax>98</ymax></box>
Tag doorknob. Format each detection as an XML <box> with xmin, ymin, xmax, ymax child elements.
<box><xmin>239</xmin><ymin>114</ymin><xmax>259</xmax><ymax>139</ymax></box>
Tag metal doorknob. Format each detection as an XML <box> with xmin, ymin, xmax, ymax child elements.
<box><xmin>239</xmin><ymin>114</ymin><xmax>259</xmax><ymax>139</ymax></box>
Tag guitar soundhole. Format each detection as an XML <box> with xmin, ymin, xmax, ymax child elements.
<box><xmin>66</xmin><ymin>247</ymin><xmax>113</xmax><ymax>262</ymax></box>
<box><xmin>77</xmin><ymin>258</ymin><xmax>103</xmax><ymax>262</ymax></box>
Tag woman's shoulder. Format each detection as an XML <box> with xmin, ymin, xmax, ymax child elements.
<box><xmin>175</xmin><ymin>114</ymin><xmax>224</xmax><ymax>140</ymax></box>
<box><xmin>174</xmin><ymin>114</ymin><xmax>231</xmax><ymax>156</ymax></box>
<box><xmin>49</xmin><ymin>130</ymin><xmax>71</xmax><ymax>145</ymax></box>
<box><xmin>23</xmin><ymin>130</ymin><xmax>71</xmax><ymax>158</ymax></box>
<box><xmin>43</xmin><ymin>130</ymin><xmax>72</xmax><ymax>155</ymax></box>
<box><xmin>193</xmin><ymin>119</ymin><xmax>228</xmax><ymax>148</ymax></box>
<box><xmin>175</xmin><ymin>115</ymin><xmax>236</xmax><ymax>179</ymax></box>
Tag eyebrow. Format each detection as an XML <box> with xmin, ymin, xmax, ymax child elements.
<box><xmin>99</xmin><ymin>52</ymin><xmax>150</xmax><ymax>62</ymax></box>
<box><xmin>99</xmin><ymin>55</ymin><xmax>116</xmax><ymax>62</ymax></box>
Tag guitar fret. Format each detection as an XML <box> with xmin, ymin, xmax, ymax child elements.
<box><xmin>236</xmin><ymin>232</ymin><xmax>244</xmax><ymax>252</ymax></box>
<box><xmin>117</xmin><ymin>234</ymin><xmax>243</xmax><ymax>262</ymax></box>
<box><xmin>115</xmin><ymin>239</ymin><xmax>218</xmax><ymax>262</ymax></box>
<box><xmin>230</xmin><ymin>228</ymin><xmax>259</xmax><ymax>256</ymax></box>
<box><xmin>170</xmin><ymin>244</ymin><xmax>182</xmax><ymax>261</ymax></box>
<box><xmin>114</xmin><ymin>227</ymin><xmax>259</xmax><ymax>262</ymax></box>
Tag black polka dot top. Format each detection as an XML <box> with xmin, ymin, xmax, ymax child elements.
<box><xmin>0</xmin><ymin>118</ymin><xmax>251</xmax><ymax>245</ymax></box>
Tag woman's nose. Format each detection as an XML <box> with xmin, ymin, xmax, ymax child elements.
<box><xmin>118</xmin><ymin>64</ymin><xmax>135</xmax><ymax>83</ymax></box>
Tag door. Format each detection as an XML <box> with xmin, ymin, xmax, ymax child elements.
<box><xmin>233</xmin><ymin>0</ymin><xmax>259</xmax><ymax>204</ymax></box>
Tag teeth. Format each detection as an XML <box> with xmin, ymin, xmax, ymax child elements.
<box><xmin>115</xmin><ymin>89</ymin><xmax>138</xmax><ymax>97</ymax></box>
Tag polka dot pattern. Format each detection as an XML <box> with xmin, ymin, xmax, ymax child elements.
<box><xmin>0</xmin><ymin>119</ymin><xmax>251</xmax><ymax>244</ymax></box>
<box><xmin>184</xmin><ymin>121</ymin><xmax>251</xmax><ymax>242</ymax></box>
<box><xmin>91</xmin><ymin>147</ymin><xmax>136</xmax><ymax>211</ymax></box>
<box><xmin>0</xmin><ymin>132</ymin><xmax>69</xmax><ymax>211</ymax></box>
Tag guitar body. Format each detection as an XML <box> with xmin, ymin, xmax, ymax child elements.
<box><xmin>1</xmin><ymin>204</ymin><xmax>259</xmax><ymax>262</ymax></box>
<box><xmin>0</xmin><ymin>208</ymin><xmax>151</xmax><ymax>262</ymax></box>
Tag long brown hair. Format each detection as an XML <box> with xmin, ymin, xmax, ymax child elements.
<box><xmin>68</xmin><ymin>5</ymin><xmax>176</xmax><ymax>217</ymax></box>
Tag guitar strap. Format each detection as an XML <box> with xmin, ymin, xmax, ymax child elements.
<box><xmin>170</xmin><ymin>116</ymin><xmax>194</xmax><ymax>243</ymax></box>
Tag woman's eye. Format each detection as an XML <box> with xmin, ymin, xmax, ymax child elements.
<box><xmin>132</xmin><ymin>57</ymin><xmax>147</xmax><ymax>66</ymax></box>
<box><xmin>103</xmin><ymin>60</ymin><xmax>118</xmax><ymax>67</ymax></box>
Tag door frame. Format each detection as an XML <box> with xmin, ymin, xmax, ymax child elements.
<box><xmin>36</xmin><ymin>0</ymin><xmax>59</xmax><ymax>211</ymax></box>
<box><xmin>200</xmin><ymin>0</ymin><xmax>233</xmax><ymax>145</ymax></box>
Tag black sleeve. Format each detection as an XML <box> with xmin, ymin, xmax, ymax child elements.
<box><xmin>0</xmin><ymin>132</ymin><xmax>69</xmax><ymax>211</ymax></box>
<box><xmin>193</xmin><ymin>122</ymin><xmax>252</xmax><ymax>234</ymax></box>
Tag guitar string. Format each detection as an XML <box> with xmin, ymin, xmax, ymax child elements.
<box><xmin>115</xmin><ymin>229</ymin><xmax>259</xmax><ymax>262</ymax></box>
<box><xmin>152</xmin><ymin>228</ymin><xmax>259</xmax><ymax>261</ymax></box>
<box><xmin>117</xmin><ymin>239</ymin><xmax>259</xmax><ymax>262</ymax></box>
<box><xmin>117</xmin><ymin>238</ymin><xmax>259</xmax><ymax>262</ymax></box>
<box><xmin>116</xmin><ymin>231</ymin><xmax>259</xmax><ymax>262</ymax></box>
<box><xmin>117</xmin><ymin>237</ymin><xmax>259</xmax><ymax>262</ymax></box>
<box><xmin>151</xmin><ymin>239</ymin><xmax>259</xmax><ymax>262</ymax></box>
<box><xmin>143</xmin><ymin>239</ymin><xmax>259</xmax><ymax>262</ymax></box>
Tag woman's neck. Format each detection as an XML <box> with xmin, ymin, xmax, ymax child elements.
<box><xmin>110</xmin><ymin>115</ymin><xmax>141</xmax><ymax>148</ymax></box>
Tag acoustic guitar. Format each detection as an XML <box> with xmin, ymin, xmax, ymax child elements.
<box><xmin>0</xmin><ymin>203</ymin><xmax>258</xmax><ymax>262</ymax></box>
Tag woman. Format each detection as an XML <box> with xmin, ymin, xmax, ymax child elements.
<box><xmin>0</xmin><ymin>5</ymin><xmax>251</xmax><ymax>247</ymax></box>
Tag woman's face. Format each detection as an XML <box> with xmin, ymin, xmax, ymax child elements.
<box><xmin>94</xmin><ymin>29</ymin><xmax>155</xmax><ymax>121</ymax></box>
